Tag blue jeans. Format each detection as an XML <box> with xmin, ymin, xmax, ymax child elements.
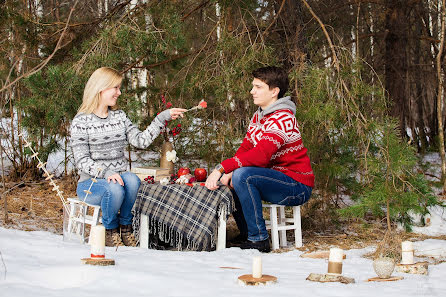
<box><xmin>76</xmin><ymin>172</ymin><xmax>141</xmax><ymax>229</ymax></box>
<box><xmin>231</xmin><ymin>167</ymin><xmax>312</xmax><ymax>242</ymax></box>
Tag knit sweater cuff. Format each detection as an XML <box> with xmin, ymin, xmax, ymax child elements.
<box><xmin>104</xmin><ymin>170</ymin><xmax>118</xmax><ymax>179</ymax></box>
<box><xmin>156</xmin><ymin>110</ymin><xmax>172</xmax><ymax>124</ymax></box>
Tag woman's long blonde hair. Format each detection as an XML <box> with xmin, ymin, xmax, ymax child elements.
<box><xmin>77</xmin><ymin>67</ymin><xmax>123</xmax><ymax>114</ymax></box>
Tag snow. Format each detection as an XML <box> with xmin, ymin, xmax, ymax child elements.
<box><xmin>0</xmin><ymin>227</ymin><xmax>445</xmax><ymax>297</ymax></box>
<box><xmin>410</xmin><ymin>206</ymin><xmax>446</xmax><ymax>237</ymax></box>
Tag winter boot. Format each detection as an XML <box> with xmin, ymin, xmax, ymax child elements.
<box><xmin>105</xmin><ymin>228</ymin><xmax>124</xmax><ymax>247</ymax></box>
<box><xmin>120</xmin><ymin>225</ymin><xmax>137</xmax><ymax>247</ymax></box>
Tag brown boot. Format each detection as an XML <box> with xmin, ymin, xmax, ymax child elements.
<box><xmin>105</xmin><ymin>228</ymin><xmax>124</xmax><ymax>247</ymax></box>
<box><xmin>120</xmin><ymin>225</ymin><xmax>137</xmax><ymax>247</ymax></box>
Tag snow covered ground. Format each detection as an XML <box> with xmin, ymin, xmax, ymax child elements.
<box><xmin>0</xmin><ymin>226</ymin><xmax>445</xmax><ymax>297</ymax></box>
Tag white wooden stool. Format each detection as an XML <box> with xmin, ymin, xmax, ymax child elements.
<box><xmin>139</xmin><ymin>210</ymin><xmax>227</xmax><ymax>251</ymax></box>
<box><xmin>263</xmin><ymin>204</ymin><xmax>302</xmax><ymax>250</ymax></box>
<box><xmin>66</xmin><ymin>197</ymin><xmax>101</xmax><ymax>243</ymax></box>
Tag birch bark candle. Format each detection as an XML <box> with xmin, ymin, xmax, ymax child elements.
<box><xmin>401</xmin><ymin>241</ymin><xmax>414</xmax><ymax>265</ymax></box>
<box><xmin>252</xmin><ymin>256</ymin><xmax>262</xmax><ymax>278</ymax></box>
<box><xmin>327</xmin><ymin>248</ymin><xmax>343</xmax><ymax>275</ymax></box>
<box><xmin>90</xmin><ymin>225</ymin><xmax>105</xmax><ymax>259</ymax></box>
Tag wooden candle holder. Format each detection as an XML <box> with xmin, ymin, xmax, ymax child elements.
<box><xmin>81</xmin><ymin>258</ymin><xmax>115</xmax><ymax>266</ymax></box>
<box><xmin>238</xmin><ymin>274</ymin><xmax>277</xmax><ymax>286</ymax></box>
<box><xmin>366</xmin><ymin>276</ymin><xmax>404</xmax><ymax>282</ymax></box>
<box><xmin>395</xmin><ymin>262</ymin><xmax>428</xmax><ymax>275</ymax></box>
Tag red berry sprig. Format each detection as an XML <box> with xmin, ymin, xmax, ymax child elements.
<box><xmin>144</xmin><ymin>176</ymin><xmax>155</xmax><ymax>184</ymax></box>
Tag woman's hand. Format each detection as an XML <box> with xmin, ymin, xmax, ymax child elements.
<box><xmin>205</xmin><ymin>169</ymin><xmax>222</xmax><ymax>190</ymax></box>
<box><xmin>220</xmin><ymin>172</ymin><xmax>233</xmax><ymax>189</ymax></box>
<box><xmin>107</xmin><ymin>173</ymin><xmax>124</xmax><ymax>186</ymax></box>
<box><xmin>169</xmin><ymin>108</ymin><xmax>187</xmax><ymax>120</ymax></box>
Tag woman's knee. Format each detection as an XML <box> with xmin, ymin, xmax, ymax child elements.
<box><xmin>106</xmin><ymin>182</ymin><xmax>126</xmax><ymax>200</ymax></box>
<box><xmin>121</xmin><ymin>172</ymin><xmax>141</xmax><ymax>190</ymax></box>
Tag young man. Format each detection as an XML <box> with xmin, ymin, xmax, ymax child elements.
<box><xmin>205</xmin><ymin>66</ymin><xmax>314</xmax><ymax>252</ymax></box>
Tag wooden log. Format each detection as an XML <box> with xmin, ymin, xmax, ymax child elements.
<box><xmin>81</xmin><ymin>258</ymin><xmax>115</xmax><ymax>266</ymax></box>
<box><xmin>395</xmin><ymin>262</ymin><xmax>428</xmax><ymax>275</ymax></box>
<box><xmin>367</xmin><ymin>276</ymin><xmax>404</xmax><ymax>282</ymax></box>
<box><xmin>238</xmin><ymin>274</ymin><xmax>277</xmax><ymax>286</ymax></box>
<box><xmin>306</xmin><ymin>273</ymin><xmax>355</xmax><ymax>284</ymax></box>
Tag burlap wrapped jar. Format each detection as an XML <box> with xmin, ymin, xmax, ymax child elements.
<box><xmin>160</xmin><ymin>141</ymin><xmax>175</xmax><ymax>175</ymax></box>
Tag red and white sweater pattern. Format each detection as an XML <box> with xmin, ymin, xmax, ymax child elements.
<box><xmin>221</xmin><ymin>109</ymin><xmax>314</xmax><ymax>187</ymax></box>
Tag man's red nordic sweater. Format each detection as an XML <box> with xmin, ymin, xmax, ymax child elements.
<box><xmin>220</xmin><ymin>108</ymin><xmax>314</xmax><ymax>187</ymax></box>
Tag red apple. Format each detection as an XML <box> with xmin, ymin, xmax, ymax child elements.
<box><xmin>177</xmin><ymin>167</ymin><xmax>191</xmax><ymax>177</ymax></box>
<box><xmin>194</xmin><ymin>168</ymin><xmax>207</xmax><ymax>182</ymax></box>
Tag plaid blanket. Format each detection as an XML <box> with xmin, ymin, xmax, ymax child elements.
<box><xmin>132</xmin><ymin>183</ymin><xmax>234</xmax><ymax>251</ymax></box>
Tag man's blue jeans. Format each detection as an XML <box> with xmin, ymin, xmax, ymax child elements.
<box><xmin>76</xmin><ymin>172</ymin><xmax>141</xmax><ymax>230</ymax></box>
<box><xmin>231</xmin><ymin>167</ymin><xmax>312</xmax><ymax>242</ymax></box>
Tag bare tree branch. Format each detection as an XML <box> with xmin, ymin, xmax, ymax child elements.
<box><xmin>0</xmin><ymin>0</ymin><xmax>80</xmax><ymax>93</ymax></box>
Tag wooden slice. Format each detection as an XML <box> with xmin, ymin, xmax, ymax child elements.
<box><xmin>306</xmin><ymin>273</ymin><xmax>355</xmax><ymax>284</ymax></box>
<box><xmin>395</xmin><ymin>262</ymin><xmax>428</xmax><ymax>275</ymax></box>
<box><xmin>366</xmin><ymin>276</ymin><xmax>404</xmax><ymax>282</ymax></box>
<box><xmin>301</xmin><ymin>251</ymin><xmax>346</xmax><ymax>259</ymax></box>
<box><xmin>238</xmin><ymin>274</ymin><xmax>277</xmax><ymax>286</ymax></box>
<box><xmin>81</xmin><ymin>258</ymin><xmax>115</xmax><ymax>266</ymax></box>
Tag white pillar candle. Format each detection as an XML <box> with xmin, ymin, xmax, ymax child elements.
<box><xmin>327</xmin><ymin>248</ymin><xmax>344</xmax><ymax>275</ymax></box>
<box><xmin>401</xmin><ymin>241</ymin><xmax>413</xmax><ymax>251</ymax></box>
<box><xmin>329</xmin><ymin>248</ymin><xmax>344</xmax><ymax>263</ymax></box>
<box><xmin>401</xmin><ymin>241</ymin><xmax>414</xmax><ymax>265</ymax></box>
<box><xmin>252</xmin><ymin>256</ymin><xmax>262</xmax><ymax>278</ymax></box>
<box><xmin>90</xmin><ymin>225</ymin><xmax>105</xmax><ymax>259</ymax></box>
<box><xmin>401</xmin><ymin>251</ymin><xmax>414</xmax><ymax>265</ymax></box>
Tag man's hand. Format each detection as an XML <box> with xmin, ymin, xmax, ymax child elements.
<box><xmin>205</xmin><ymin>169</ymin><xmax>222</xmax><ymax>190</ymax></box>
<box><xmin>107</xmin><ymin>173</ymin><xmax>124</xmax><ymax>186</ymax></box>
<box><xmin>220</xmin><ymin>172</ymin><xmax>233</xmax><ymax>189</ymax></box>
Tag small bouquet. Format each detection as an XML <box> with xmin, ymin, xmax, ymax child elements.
<box><xmin>185</xmin><ymin>100</ymin><xmax>207</xmax><ymax>112</ymax></box>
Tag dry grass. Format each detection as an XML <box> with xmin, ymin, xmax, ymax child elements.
<box><xmin>0</xmin><ymin>175</ymin><xmax>77</xmax><ymax>233</ymax></box>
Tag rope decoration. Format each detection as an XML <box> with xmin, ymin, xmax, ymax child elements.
<box><xmin>19</xmin><ymin>133</ymin><xmax>70</xmax><ymax>214</ymax></box>
<box><xmin>81</xmin><ymin>169</ymin><xmax>102</xmax><ymax>203</ymax></box>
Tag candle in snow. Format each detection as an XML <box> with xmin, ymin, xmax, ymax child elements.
<box><xmin>90</xmin><ymin>225</ymin><xmax>105</xmax><ymax>259</ymax></box>
<box><xmin>327</xmin><ymin>248</ymin><xmax>343</xmax><ymax>274</ymax></box>
<box><xmin>252</xmin><ymin>256</ymin><xmax>262</xmax><ymax>278</ymax></box>
<box><xmin>401</xmin><ymin>241</ymin><xmax>414</xmax><ymax>265</ymax></box>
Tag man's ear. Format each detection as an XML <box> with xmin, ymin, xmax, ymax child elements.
<box><xmin>271</xmin><ymin>87</ymin><xmax>280</xmax><ymax>98</ymax></box>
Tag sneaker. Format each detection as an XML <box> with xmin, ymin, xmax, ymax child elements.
<box><xmin>240</xmin><ymin>239</ymin><xmax>271</xmax><ymax>253</ymax></box>
<box><xmin>120</xmin><ymin>225</ymin><xmax>137</xmax><ymax>247</ymax></box>
<box><xmin>105</xmin><ymin>228</ymin><xmax>124</xmax><ymax>247</ymax></box>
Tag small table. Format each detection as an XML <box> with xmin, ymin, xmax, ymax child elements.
<box><xmin>132</xmin><ymin>183</ymin><xmax>234</xmax><ymax>251</ymax></box>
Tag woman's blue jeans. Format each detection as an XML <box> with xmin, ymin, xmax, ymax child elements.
<box><xmin>231</xmin><ymin>167</ymin><xmax>312</xmax><ymax>242</ymax></box>
<box><xmin>76</xmin><ymin>172</ymin><xmax>141</xmax><ymax>230</ymax></box>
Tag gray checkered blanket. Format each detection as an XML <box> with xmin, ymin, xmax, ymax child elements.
<box><xmin>132</xmin><ymin>183</ymin><xmax>234</xmax><ymax>251</ymax></box>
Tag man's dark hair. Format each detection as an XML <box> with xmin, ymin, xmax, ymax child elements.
<box><xmin>252</xmin><ymin>66</ymin><xmax>289</xmax><ymax>98</ymax></box>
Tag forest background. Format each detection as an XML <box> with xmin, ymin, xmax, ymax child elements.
<box><xmin>0</xmin><ymin>0</ymin><xmax>445</xmax><ymax>237</ymax></box>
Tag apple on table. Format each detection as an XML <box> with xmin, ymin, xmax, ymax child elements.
<box><xmin>194</xmin><ymin>168</ymin><xmax>207</xmax><ymax>182</ymax></box>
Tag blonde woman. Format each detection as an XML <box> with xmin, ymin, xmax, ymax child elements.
<box><xmin>70</xmin><ymin>67</ymin><xmax>186</xmax><ymax>247</ymax></box>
